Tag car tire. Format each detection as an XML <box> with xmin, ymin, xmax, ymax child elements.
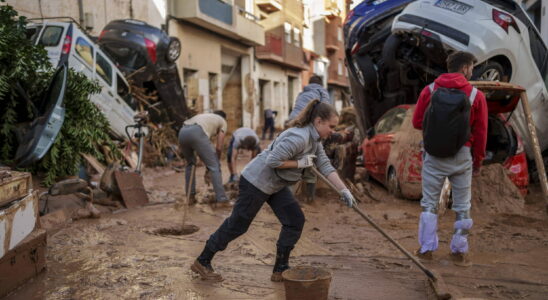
<box><xmin>473</xmin><ymin>61</ymin><xmax>507</xmax><ymax>82</ymax></box>
<box><xmin>387</xmin><ymin>167</ymin><xmax>402</xmax><ymax>198</ymax></box>
<box><xmin>166</xmin><ymin>37</ymin><xmax>181</xmax><ymax>62</ymax></box>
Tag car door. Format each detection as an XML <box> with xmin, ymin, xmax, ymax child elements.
<box><xmin>365</xmin><ymin>107</ymin><xmax>408</xmax><ymax>182</ymax></box>
<box><xmin>94</xmin><ymin>50</ymin><xmax>131</xmax><ymax>138</ymax></box>
<box><xmin>15</xmin><ymin>65</ymin><xmax>68</xmax><ymax>166</ymax></box>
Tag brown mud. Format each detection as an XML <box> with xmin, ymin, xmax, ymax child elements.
<box><xmin>5</xmin><ymin>149</ymin><xmax>548</xmax><ymax>300</ymax></box>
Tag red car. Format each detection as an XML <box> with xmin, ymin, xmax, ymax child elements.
<box><xmin>361</xmin><ymin>84</ymin><xmax>529</xmax><ymax>199</ymax></box>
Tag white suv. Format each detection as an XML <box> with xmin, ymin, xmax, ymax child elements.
<box><xmin>26</xmin><ymin>20</ymin><xmax>138</xmax><ymax>139</ymax></box>
<box><xmin>391</xmin><ymin>0</ymin><xmax>548</xmax><ymax>158</ymax></box>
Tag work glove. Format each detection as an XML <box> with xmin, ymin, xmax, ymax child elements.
<box><xmin>297</xmin><ymin>155</ymin><xmax>316</xmax><ymax>169</ymax></box>
<box><xmin>340</xmin><ymin>189</ymin><xmax>357</xmax><ymax>208</ymax></box>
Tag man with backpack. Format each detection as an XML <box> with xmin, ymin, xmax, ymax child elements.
<box><xmin>412</xmin><ymin>51</ymin><xmax>488</xmax><ymax>266</ymax></box>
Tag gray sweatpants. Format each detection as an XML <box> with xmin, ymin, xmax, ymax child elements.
<box><xmin>421</xmin><ymin>146</ymin><xmax>473</xmax><ymax>213</ymax></box>
<box><xmin>178</xmin><ymin>125</ymin><xmax>227</xmax><ymax>203</ymax></box>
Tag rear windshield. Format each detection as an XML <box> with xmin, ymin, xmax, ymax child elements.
<box><xmin>39</xmin><ymin>26</ymin><xmax>64</xmax><ymax>46</ymax></box>
<box><xmin>25</xmin><ymin>26</ymin><xmax>43</xmax><ymax>44</ymax></box>
<box><xmin>102</xmin><ymin>43</ymin><xmax>147</xmax><ymax>71</ymax></box>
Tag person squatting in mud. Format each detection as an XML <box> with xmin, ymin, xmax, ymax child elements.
<box><xmin>412</xmin><ymin>51</ymin><xmax>488</xmax><ymax>266</ymax></box>
<box><xmin>191</xmin><ymin>99</ymin><xmax>357</xmax><ymax>282</ymax></box>
<box><xmin>227</xmin><ymin>127</ymin><xmax>261</xmax><ymax>183</ymax></box>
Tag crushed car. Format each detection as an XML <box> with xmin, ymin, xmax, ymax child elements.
<box><xmin>14</xmin><ymin>65</ymin><xmax>68</xmax><ymax>167</ymax></box>
<box><xmin>345</xmin><ymin>0</ymin><xmax>548</xmax><ymax>166</ymax></box>
<box><xmin>361</xmin><ymin>81</ymin><xmax>529</xmax><ymax>199</ymax></box>
<box><xmin>26</xmin><ymin>19</ymin><xmax>138</xmax><ymax>139</ymax></box>
<box><xmin>98</xmin><ymin>19</ymin><xmax>189</xmax><ymax>127</ymax></box>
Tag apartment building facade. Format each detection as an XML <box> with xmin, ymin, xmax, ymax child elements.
<box><xmin>254</xmin><ymin>0</ymin><xmax>307</xmax><ymax>129</ymax></box>
<box><xmin>302</xmin><ymin>0</ymin><xmax>350</xmax><ymax>112</ymax></box>
<box><xmin>167</xmin><ymin>0</ymin><xmax>264</xmax><ymax>132</ymax></box>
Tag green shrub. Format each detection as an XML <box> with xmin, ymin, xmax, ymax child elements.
<box><xmin>0</xmin><ymin>1</ymin><xmax>121</xmax><ymax>186</ymax></box>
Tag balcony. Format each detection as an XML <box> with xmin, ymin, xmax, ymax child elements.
<box><xmin>168</xmin><ymin>0</ymin><xmax>264</xmax><ymax>46</ymax></box>
<box><xmin>327</xmin><ymin>57</ymin><xmax>348</xmax><ymax>87</ymax></box>
<box><xmin>256</xmin><ymin>32</ymin><xmax>307</xmax><ymax>70</ymax></box>
<box><xmin>325</xmin><ymin>17</ymin><xmax>342</xmax><ymax>53</ymax></box>
<box><xmin>256</xmin><ymin>0</ymin><xmax>282</xmax><ymax>14</ymax></box>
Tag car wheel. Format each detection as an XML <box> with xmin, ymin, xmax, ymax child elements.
<box><xmin>387</xmin><ymin>167</ymin><xmax>402</xmax><ymax>197</ymax></box>
<box><xmin>166</xmin><ymin>37</ymin><xmax>181</xmax><ymax>62</ymax></box>
<box><xmin>473</xmin><ymin>61</ymin><xmax>507</xmax><ymax>82</ymax></box>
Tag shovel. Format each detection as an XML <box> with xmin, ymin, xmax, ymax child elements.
<box><xmin>310</xmin><ymin>167</ymin><xmax>452</xmax><ymax>300</ymax></box>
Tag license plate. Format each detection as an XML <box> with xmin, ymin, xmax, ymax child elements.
<box><xmin>434</xmin><ymin>0</ymin><xmax>472</xmax><ymax>15</ymax></box>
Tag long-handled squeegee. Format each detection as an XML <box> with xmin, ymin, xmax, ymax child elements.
<box><xmin>311</xmin><ymin>167</ymin><xmax>452</xmax><ymax>300</ymax></box>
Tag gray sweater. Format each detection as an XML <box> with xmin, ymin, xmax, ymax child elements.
<box><xmin>241</xmin><ymin>124</ymin><xmax>336</xmax><ymax>194</ymax></box>
<box><xmin>288</xmin><ymin>83</ymin><xmax>331</xmax><ymax>121</ymax></box>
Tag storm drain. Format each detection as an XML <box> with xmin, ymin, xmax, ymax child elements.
<box><xmin>153</xmin><ymin>224</ymin><xmax>200</xmax><ymax>236</ymax></box>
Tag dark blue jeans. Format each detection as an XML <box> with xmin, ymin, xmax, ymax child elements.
<box><xmin>206</xmin><ymin>176</ymin><xmax>305</xmax><ymax>252</ymax></box>
<box><xmin>262</xmin><ymin>117</ymin><xmax>275</xmax><ymax>140</ymax></box>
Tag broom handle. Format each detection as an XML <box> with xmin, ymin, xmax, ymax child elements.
<box><xmin>182</xmin><ymin>164</ymin><xmax>196</xmax><ymax>226</ymax></box>
<box><xmin>310</xmin><ymin>167</ymin><xmax>436</xmax><ymax>280</ymax></box>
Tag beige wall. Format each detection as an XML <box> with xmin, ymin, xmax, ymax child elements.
<box><xmin>6</xmin><ymin>0</ymin><xmax>165</xmax><ymax>35</ymax></box>
<box><xmin>257</xmin><ymin>62</ymin><xmax>302</xmax><ymax>127</ymax></box>
<box><xmin>171</xmin><ymin>21</ymin><xmax>258</xmax><ymax>128</ymax></box>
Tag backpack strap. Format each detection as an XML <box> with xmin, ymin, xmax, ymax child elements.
<box><xmin>428</xmin><ymin>82</ymin><xmax>436</xmax><ymax>93</ymax></box>
<box><xmin>469</xmin><ymin>87</ymin><xmax>478</xmax><ymax>105</ymax></box>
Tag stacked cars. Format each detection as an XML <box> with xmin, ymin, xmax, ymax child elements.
<box><xmin>345</xmin><ymin>0</ymin><xmax>547</xmax><ymax>195</ymax></box>
<box><xmin>362</xmin><ymin>82</ymin><xmax>529</xmax><ymax>198</ymax></box>
<box><xmin>98</xmin><ymin>19</ymin><xmax>189</xmax><ymax>127</ymax></box>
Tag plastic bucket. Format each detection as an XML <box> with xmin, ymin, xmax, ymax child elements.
<box><xmin>282</xmin><ymin>266</ymin><xmax>331</xmax><ymax>300</ymax></box>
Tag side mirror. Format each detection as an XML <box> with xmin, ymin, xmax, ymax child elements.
<box><xmin>366</xmin><ymin>127</ymin><xmax>375</xmax><ymax>139</ymax></box>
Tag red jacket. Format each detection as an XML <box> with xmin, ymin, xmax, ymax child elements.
<box><xmin>412</xmin><ymin>73</ymin><xmax>488</xmax><ymax>169</ymax></box>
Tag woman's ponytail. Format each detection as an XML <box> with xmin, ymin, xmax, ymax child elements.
<box><xmin>287</xmin><ymin>99</ymin><xmax>337</xmax><ymax>128</ymax></box>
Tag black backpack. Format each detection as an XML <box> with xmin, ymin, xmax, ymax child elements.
<box><xmin>422</xmin><ymin>83</ymin><xmax>478</xmax><ymax>158</ymax></box>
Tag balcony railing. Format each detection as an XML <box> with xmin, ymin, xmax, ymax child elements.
<box><xmin>256</xmin><ymin>32</ymin><xmax>283</xmax><ymax>57</ymax></box>
<box><xmin>325</xmin><ymin>17</ymin><xmax>342</xmax><ymax>52</ymax></box>
<box><xmin>168</xmin><ymin>0</ymin><xmax>264</xmax><ymax>46</ymax></box>
<box><xmin>256</xmin><ymin>32</ymin><xmax>306</xmax><ymax>69</ymax></box>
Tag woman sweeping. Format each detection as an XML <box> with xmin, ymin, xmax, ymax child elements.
<box><xmin>190</xmin><ymin>100</ymin><xmax>356</xmax><ymax>282</ymax></box>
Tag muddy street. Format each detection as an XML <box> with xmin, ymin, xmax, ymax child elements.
<box><xmin>5</xmin><ymin>153</ymin><xmax>548</xmax><ymax>300</ymax></box>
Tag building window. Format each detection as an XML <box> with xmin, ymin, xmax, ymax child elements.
<box><xmin>284</xmin><ymin>22</ymin><xmax>292</xmax><ymax>44</ymax></box>
<box><xmin>338</xmin><ymin>59</ymin><xmax>343</xmax><ymax>76</ymax></box>
<box><xmin>338</xmin><ymin>27</ymin><xmax>343</xmax><ymax>41</ymax></box>
<box><xmin>293</xmin><ymin>28</ymin><xmax>300</xmax><ymax>46</ymax></box>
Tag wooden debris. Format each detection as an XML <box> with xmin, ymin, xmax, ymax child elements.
<box><xmin>81</xmin><ymin>153</ymin><xmax>106</xmax><ymax>175</ymax></box>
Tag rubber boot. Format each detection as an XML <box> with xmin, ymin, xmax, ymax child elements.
<box><xmin>271</xmin><ymin>247</ymin><xmax>292</xmax><ymax>282</ymax></box>
<box><xmin>450</xmin><ymin>218</ymin><xmax>473</xmax><ymax>267</ymax></box>
<box><xmin>191</xmin><ymin>247</ymin><xmax>223</xmax><ymax>281</ymax></box>
<box><xmin>417</xmin><ymin>211</ymin><xmax>439</xmax><ymax>259</ymax></box>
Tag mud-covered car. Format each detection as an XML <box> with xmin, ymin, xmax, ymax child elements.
<box><xmin>361</xmin><ymin>82</ymin><xmax>529</xmax><ymax>199</ymax></box>
<box><xmin>98</xmin><ymin>19</ymin><xmax>189</xmax><ymax>127</ymax></box>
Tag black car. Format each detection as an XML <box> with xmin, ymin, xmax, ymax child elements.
<box><xmin>98</xmin><ymin>19</ymin><xmax>189</xmax><ymax>126</ymax></box>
